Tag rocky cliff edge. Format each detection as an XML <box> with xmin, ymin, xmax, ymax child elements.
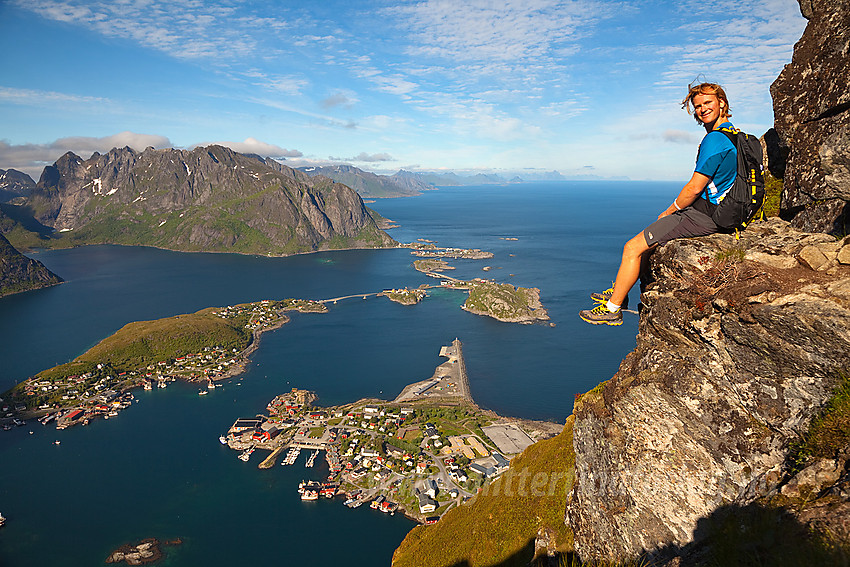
<box><xmin>565</xmin><ymin>218</ymin><xmax>850</xmax><ymax>563</ymax></box>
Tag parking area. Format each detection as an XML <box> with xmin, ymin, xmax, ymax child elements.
<box><xmin>482</xmin><ymin>423</ymin><xmax>535</xmax><ymax>455</ymax></box>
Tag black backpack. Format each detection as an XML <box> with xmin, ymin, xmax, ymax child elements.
<box><xmin>710</xmin><ymin>127</ymin><xmax>765</xmax><ymax>230</ymax></box>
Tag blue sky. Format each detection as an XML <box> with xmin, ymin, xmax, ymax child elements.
<box><xmin>0</xmin><ymin>0</ymin><xmax>806</xmax><ymax>181</ymax></box>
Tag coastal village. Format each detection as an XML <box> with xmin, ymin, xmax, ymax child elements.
<box><xmin>1</xmin><ymin>299</ymin><xmax>313</xmax><ymax>430</ymax></box>
<box><xmin>221</xmin><ymin>340</ymin><xmax>560</xmax><ymax>523</ymax></box>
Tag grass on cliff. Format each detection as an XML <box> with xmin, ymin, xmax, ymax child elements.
<box><xmin>32</xmin><ymin>308</ymin><xmax>252</xmax><ymax>382</ymax></box>
<box><xmin>392</xmin><ymin>417</ymin><xmax>575</xmax><ymax>567</ymax></box>
<box><xmin>788</xmin><ymin>371</ymin><xmax>850</xmax><ymax>473</ymax></box>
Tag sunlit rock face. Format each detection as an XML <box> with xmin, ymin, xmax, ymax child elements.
<box><xmin>565</xmin><ymin>218</ymin><xmax>850</xmax><ymax>562</ymax></box>
<box><xmin>771</xmin><ymin>0</ymin><xmax>850</xmax><ymax>234</ymax></box>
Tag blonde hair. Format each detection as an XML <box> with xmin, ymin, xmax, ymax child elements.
<box><xmin>681</xmin><ymin>82</ymin><xmax>731</xmax><ymax>124</ymax></box>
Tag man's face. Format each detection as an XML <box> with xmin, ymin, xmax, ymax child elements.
<box><xmin>692</xmin><ymin>93</ymin><xmax>723</xmax><ymax>126</ymax></box>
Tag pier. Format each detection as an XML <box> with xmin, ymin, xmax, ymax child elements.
<box><xmin>259</xmin><ymin>446</ymin><xmax>284</xmax><ymax>469</ymax></box>
<box><xmin>394</xmin><ymin>338</ymin><xmax>472</xmax><ymax>403</ymax></box>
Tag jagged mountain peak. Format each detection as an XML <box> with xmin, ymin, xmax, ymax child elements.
<box><xmin>16</xmin><ymin>145</ymin><xmax>394</xmax><ymax>256</ymax></box>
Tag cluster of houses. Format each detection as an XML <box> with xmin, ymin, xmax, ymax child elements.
<box><xmin>214</xmin><ymin>300</ymin><xmax>286</xmax><ymax>331</ymax></box>
<box><xmin>224</xmin><ymin>393</ymin><xmax>517</xmax><ymax>522</ymax></box>
<box><xmin>410</xmin><ymin>245</ymin><xmax>494</xmax><ymax>260</ymax></box>
<box><xmin>12</xmin><ymin>362</ymin><xmax>142</xmax><ymax>416</ymax></box>
<box><xmin>165</xmin><ymin>346</ymin><xmax>240</xmax><ymax>380</ymax></box>
<box><xmin>7</xmin><ymin>342</ymin><xmax>243</xmax><ymax>426</ymax></box>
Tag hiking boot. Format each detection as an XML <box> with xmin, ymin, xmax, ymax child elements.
<box><xmin>590</xmin><ymin>287</ymin><xmax>628</xmax><ymax>310</ymax></box>
<box><xmin>579</xmin><ymin>303</ymin><xmax>623</xmax><ymax>326</ymax></box>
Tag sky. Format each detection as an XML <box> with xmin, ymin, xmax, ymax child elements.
<box><xmin>0</xmin><ymin>0</ymin><xmax>807</xmax><ymax>181</ymax></box>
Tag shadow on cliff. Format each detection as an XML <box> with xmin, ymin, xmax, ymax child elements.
<box><xmin>650</xmin><ymin>502</ymin><xmax>849</xmax><ymax>567</ymax></box>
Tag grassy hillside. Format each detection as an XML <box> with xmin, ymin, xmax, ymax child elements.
<box><xmin>31</xmin><ymin>307</ymin><xmax>252</xmax><ymax>382</ymax></box>
<box><xmin>392</xmin><ymin>417</ymin><xmax>575</xmax><ymax>567</ymax></box>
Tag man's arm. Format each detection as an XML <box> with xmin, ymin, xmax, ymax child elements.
<box><xmin>657</xmin><ymin>171</ymin><xmax>711</xmax><ymax>219</ymax></box>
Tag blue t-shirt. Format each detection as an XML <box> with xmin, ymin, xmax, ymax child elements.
<box><xmin>695</xmin><ymin>122</ymin><xmax>737</xmax><ymax>204</ymax></box>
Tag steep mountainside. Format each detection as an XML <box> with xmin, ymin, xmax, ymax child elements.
<box><xmin>0</xmin><ymin>168</ymin><xmax>35</xmax><ymax>203</ymax></box>
<box><xmin>565</xmin><ymin>219</ymin><xmax>850</xmax><ymax>563</ymax></box>
<box><xmin>0</xmin><ymin>232</ymin><xmax>62</xmax><ymax>297</ymax></box>
<box><xmin>18</xmin><ymin>145</ymin><xmax>395</xmax><ymax>255</ymax></box>
<box><xmin>298</xmin><ymin>164</ymin><xmax>433</xmax><ymax>198</ymax></box>
<box><xmin>771</xmin><ymin>0</ymin><xmax>849</xmax><ymax>233</ymax></box>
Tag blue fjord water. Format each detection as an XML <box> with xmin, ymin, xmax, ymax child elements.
<box><xmin>0</xmin><ymin>181</ymin><xmax>679</xmax><ymax>566</ymax></box>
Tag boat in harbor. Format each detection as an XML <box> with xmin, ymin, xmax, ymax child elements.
<box><xmin>198</xmin><ymin>390</ymin><xmax>208</xmax><ymax>396</ymax></box>
<box><xmin>219</xmin><ymin>435</ymin><xmax>228</xmax><ymax>445</ymax></box>
<box><xmin>301</xmin><ymin>489</ymin><xmax>318</xmax><ymax>501</ymax></box>
<box><xmin>305</xmin><ymin>450</ymin><xmax>319</xmax><ymax>467</ymax></box>
<box><xmin>281</xmin><ymin>446</ymin><xmax>301</xmax><ymax>465</ymax></box>
<box><xmin>238</xmin><ymin>448</ymin><xmax>254</xmax><ymax>462</ymax></box>
<box><xmin>0</xmin><ymin>512</ymin><xmax>5</xmax><ymax>527</ymax></box>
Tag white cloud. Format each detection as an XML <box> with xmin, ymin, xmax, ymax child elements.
<box><xmin>655</xmin><ymin>0</ymin><xmax>806</xmax><ymax>126</ymax></box>
<box><xmin>0</xmin><ymin>86</ymin><xmax>108</xmax><ymax>106</ymax></box>
<box><xmin>193</xmin><ymin>138</ymin><xmax>303</xmax><ymax>158</ymax></box>
<box><xmin>662</xmin><ymin>130</ymin><xmax>699</xmax><ymax>145</ymax></box>
<box><xmin>328</xmin><ymin>152</ymin><xmax>394</xmax><ymax>162</ymax></box>
<box><xmin>248</xmin><ymin>73</ymin><xmax>311</xmax><ymax>96</ymax></box>
<box><xmin>320</xmin><ymin>92</ymin><xmax>358</xmax><ymax>109</ymax></box>
<box><xmin>246</xmin><ymin>96</ymin><xmax>356</xmax><ymax>129</ymax></box>
<box><xmin>387</xmin><ymin>0</ymin><xmax>596</xmax><ymax>67</ymax></box>
<box><xmin>12</xmin><ymin>0</ymin><xmax>284</xmax><ymax>61</ymax></box>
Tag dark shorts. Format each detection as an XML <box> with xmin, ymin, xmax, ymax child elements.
<box><xmin>643</xmin><ymin>207</ymin><xmax>718</xmax><ymax>247</ymax></box>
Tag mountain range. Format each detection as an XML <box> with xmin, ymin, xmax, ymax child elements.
<box><xmin>3</xmin><ymin>145</ymin><xmax>395</xmax><ymax>256</ymax></box>
<box><xmin>297</xmin><ymin>164</ymin><xmax>434</xmax><ymax>198</ymax></box>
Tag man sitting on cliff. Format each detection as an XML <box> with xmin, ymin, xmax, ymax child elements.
<box><xmin>580</xmin><ymin>81</ymin><xmax>739</xmax><ymax>325</ymax></box>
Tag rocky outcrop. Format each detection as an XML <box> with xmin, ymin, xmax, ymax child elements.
<box><xmin>770</xmin><ymin>0</ymin><xmax>850</xmax><ymax>234</ymax></box>
<box><xmin>21</xmin><ymin>145</ymin><xmax>395</xmax><ymax>255</ymax></box>
<box><xmin>105</xmin><ymin>538</ymin><xmax>181</xmax><ymax>565</ymax></box>
<box><xmin>0</xmin><ymin>232</ymin><xmax>62</xmax><ymax>297</ymax></box>
<box><xmin>564</xmin><ymin>218</ymin><xmax>850</xmax><ymax>562</ymax></box>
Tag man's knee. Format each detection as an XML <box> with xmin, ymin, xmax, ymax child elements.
<box><xmin>623</xmin><ymin>234</ymin><xmax>648</xmax><ymax>258</ymax></box>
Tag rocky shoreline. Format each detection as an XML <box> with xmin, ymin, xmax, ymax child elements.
<box><xmin>105</xmin><ymin>538</ymin><xmax>181</xmax><ymax>565</ymax></box>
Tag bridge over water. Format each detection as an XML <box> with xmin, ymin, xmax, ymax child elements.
<box><xmin>317</xmin><ymin>272</ymin><xmax>463</xmax><ymax>304</ymax></box>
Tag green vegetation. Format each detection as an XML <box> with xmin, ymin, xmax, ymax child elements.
<box><xmin>21</xmin><ymin>308</ymin><xmax>250</xmax><ymax>385</ymax></box>
<box><xmin>762</xmin><ymin>171</ymin><xmax>783</xmax><ymax>218</ymax></box>
<box><xmin>463</xmin><ymin>280</ymin><xmax>547</xmax><ymax>322</ymax></box>
<box><xmin>392</xmin><ymin>417</ymin><xmax>575</xmax><ymax>567</ymax></box>
<box><xmin>413</xmin><ymin>258</ymin><xmax>453</xmax><ymax>272</ymax></box>
<box><xmin>788</xmin><ymin>371</ymin><xmax>850</xmax><ymax>473</ymax></box>
<box><xmin>714</xmin><ymin>246</ymin><xmax>746</xmax><ymax>263</ymax></box>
